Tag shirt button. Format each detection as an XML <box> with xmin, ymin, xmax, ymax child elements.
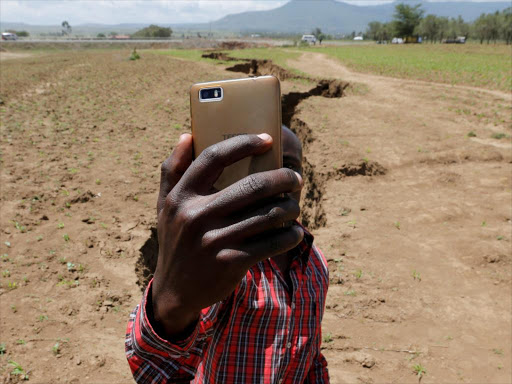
<box><xmin>286</xmin><ymin>342</ymin><xmax>291</xmax><ymax>349</ymax></box>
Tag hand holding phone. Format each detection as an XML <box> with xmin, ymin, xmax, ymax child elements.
<box><xmin>151</xmin><ymin>133</ymin><xmax>303</xmax><ymax>340</ymax></box>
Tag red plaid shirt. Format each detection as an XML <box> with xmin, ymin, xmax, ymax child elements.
<box><xmin>125</xmin><ymin>228</ymin><xmax>329</xmax><ymax>383</ymax></box>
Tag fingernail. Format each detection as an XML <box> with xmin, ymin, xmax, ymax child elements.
<box><xmin>257</xmin><ymin>133</ymin><xmax>272</xmax><ymax>142</ymax></box>
<box><xmin>178</xmin><ymin>134</ymin><xmax>187</xmax><ymax>144</ymax></box>
<box><xmin>294</xmin><ymin>171</ymin><xmax>303</xmax><ymax>187</ymax></box>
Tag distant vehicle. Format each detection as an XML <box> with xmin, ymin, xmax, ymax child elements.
<box><xmin>391</xmin><ymin>37</ymin><xmax>404</xmax><ymax>44</ymax></box>
<box><xmin>301</xmin><ymin>35</ymin><xmax>317</xmax><ymax>44</ymax></box>
<box><xmin>353</xmin><ymin>36</ymin><xmax>363</xmax><ymax>41</ymax></box>
<box><xmin>1</xmin><ymin>32</ymin><xmax>18</xmax><ymax>41</ymax></box>
<box><xmin>444</xmin><ymin>36</ymin><xmax>466</xmax><ymax>44</ymax></box>
<box><xmin>250</xmin><ymin>34</ymin><xmax>261</xmax><ymax>38</ymax></box>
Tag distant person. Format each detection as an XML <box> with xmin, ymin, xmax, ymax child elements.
<box><xmin>125</xmin><ymin>126</ymin><xmax>330</xmax><ymax>383</ymax></box>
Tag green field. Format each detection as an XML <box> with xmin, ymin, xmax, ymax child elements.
<box><xmin>308</xmin><ymin>44</ymin><xmax>511</xmax><ymax>92</ymax></box>
<box><xmin>156</xmin><ymin>44</ymin><xmax>511</xmax><ymax>92</ymax></box>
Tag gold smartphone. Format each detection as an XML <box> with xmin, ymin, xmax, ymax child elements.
<box><xmin>190</xmin><ymin>76</ymin><xmax>282</xmax><ymax>190</ymax></box>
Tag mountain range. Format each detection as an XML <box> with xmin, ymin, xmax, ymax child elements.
<box><xmin>1</xmin><ymin>0</ymin><xmax>510</xmax><ymax>36</ymax></box>
<box><xmin>205</xmin><ymin>0</ymin><xmax>510</xmax><ymax>34</ymax></box>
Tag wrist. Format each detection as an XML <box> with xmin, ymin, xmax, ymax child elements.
<box><xmin>150</xmin><ymin>279</ymin><xmax>199</xmax><ymax>340</ymax></box>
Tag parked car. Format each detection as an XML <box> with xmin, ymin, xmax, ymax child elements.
<box><xmin>353</xmin><ymin>36</ymin><xmax>363</xmax><ymax>41</ymax></box>
<box><xmin>391</xmin><ymin>37</ymin><xmax>404</xmax><ymax>44</ymax></box>
<box><xmin>1</xmin><ymin>32</ymin><xmax>18</xmax><ymax>41</ymax></box>
<box><xmin>444</xmin><ymin>36</ymin><xmax>466</xmax><ymax>44</ymax></box>
<box><xmin>301</xmin><ymin>35</ymin><xmax>317</xmax><ymax>44</ymax></box>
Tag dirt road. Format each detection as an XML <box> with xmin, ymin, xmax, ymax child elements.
<box><xmin>286</xmin><ymin>52</ymin><xmax>511</xmax><ymax>383</ymax></box>
<box><xmin>0</xmin><ymin>50</ymin><xmax>510</xmax><ymax>383</ymax></box>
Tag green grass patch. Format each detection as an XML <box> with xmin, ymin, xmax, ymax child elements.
<box><xmin>151</xmin><ymin>49</ymin><xmax>205</xmax><ymax>62</ymax></box>
<box><xmin>304</xmin><ymin>44</ymin><xmax>511</xmax><ymax>91</ymax></box>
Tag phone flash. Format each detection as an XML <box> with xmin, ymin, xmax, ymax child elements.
<box><xmin>214</xmin><ymin>89</ymin><xmax>219</xmax><ymax>98</ymax></box>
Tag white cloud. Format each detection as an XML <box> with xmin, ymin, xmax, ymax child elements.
<box><xmin>0</xmin><ymin>0</ymin><xmax>509</xmax><ymax>25</ymax></box>
<box><xmin>0</xmin><ymin>0</ymin><xmax>289</xmax><ymax>25</ymax></box>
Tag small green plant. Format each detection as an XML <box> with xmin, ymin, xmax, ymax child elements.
<box><xmin>8</xmin><ymin>360</ymin><xmax>29</xmax><ymax>380</ymax></box>
<box><xmin>467</xmin><ymin>131</ymin><xmax>477</xmax><ymax>137</ymax></box>
<box><xmin>362</xmin><ymin>157</ymin><xmax>369</xmax><ymax>163</ymax></box>
<box><xmin>63</xmin><ymin>234</ymin><xmax>70</xmax><ymax>242</ymax></box>
<box><xmin>13</xmin><ymin>221</ymin><xmax>26</xmax><ymax>233</ymax></box>
<box><xmin>52</xmin><ymin>342</ymin><xmax>60</xmax><ymax>355</ymax></box>
<box><xmin>129</xmin><ymin>48</ymin><xmax>141</xmax><ymax>61</ymax></box>
<box><xmin>491</xmin><ymin>132</ymin><xmax>506</xmax><ymax>139</ymax></box>
<box><xmin>7</xmin><ymin>281</ymin><xmax>17</xmax><ymax>290</ymax></box>
<box><xmin>36</xmin><ymin>235</ymin><xmax>43</xmax><ymax>241</ymax></box>
<box><xmin>354</xmin><ymin>269</ymin><xmax>363</xmax><ymax>279</ymax></box>
<box><xmin>344</xmin><ymin>289</ymin><xmax>356</xmax><ymax>296</ymax></box>
<box><xmin>412</xmin><ymin>270</ymin><xmax>421</xmax><ymax>281</ymax></box>
<box><xmin>481</xmin><ymin>221</ymin><xmax>487</xmax><ymax>227</ymax></box>
<box><xmin>413</xmin><ymin>364</ymin><xmax>426</xmax><ymax>379</ymax></box>
<box><xmin>339</xmin><ymin>208</ymin><xmax>351</xmax><ymax>216</ymax></box>
<box><xmin>493</xmin><ymin>348</ymin><xmax>503</xmax><ymax>355</ymax></box>
<box><xmin>66</xmin><ymin>262</ymin><xmax>76</xmax><ymax>272</ymax></box>
<box><xmin>4</xmin><ymin>241</ymin><xmax>11</xmax><ymax>248</ymax></box>
<box><xmin>323</xmin><ymin>333</ymin><xmax>333</xmax><ymax>343</ymax></box>
<box><xmin>2</xmin><ymin>270</ymin><xmax>10</xmax><ymax>277</ymax></box>
<box><xmin>11</xmin><ymin>305</ymin><xmax>17</xmax><ymax>313</ymax></box>
<box><xmin>0</xmin><ymin>343</ymin><xmax>6</xmax><ymax>355</ymax></box>
<box><xmin>16</xmin><ymin>339</ymin><xmax>25</xmax><ymax>345</ymax></box>
<box><xmin>38</xmin><ymin>314</ymin><xmax>48</xmax><ymax>322</ymax></box>
<box><xmin>95</xmin><ymin>179</ymin><xmax>101</xmax><ymax>185</ymax></box>
<box><xmin>496</xmin><ymin>235</ymin><xmax>503</xmax><ymax>241</ymax></box>
<box><xmin>173</xmin><ymin>123</ymin><xmax>181</xmax><ymax>130</ymax></box>
<box><xmin>394</xmin><ymin>221</ymin><xmax>401</xmax><ymax>230</ymax></box>
<box><xmin>57</xmin><ymin>222</ymin><xmax>64</xmax><ymax>229</ymax></box>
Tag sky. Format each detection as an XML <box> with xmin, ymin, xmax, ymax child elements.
<box><xmin>0</xmin><ymin>0</ymin><xmax>509</xmax><ymax>25</ymax></box>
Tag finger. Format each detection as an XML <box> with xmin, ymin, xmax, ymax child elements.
<box><xmin>157</xmin><ymin>133</ymin><xmax>193</xmax><ymax>214</ymax></box>
<box><xmin>202</xmin><ymin>198</ymin><xmax>300</xmax><ymax>248</ymax></box>
<box><xmin>219</xmin><ymin>224</ymin><xmax>304</xmax><ymax>268</ymax></box>
<box><xmin>179</xmin><ymin>133</ymin><xmax>272</xmax><ymax>194</ymax></box>
<box><xmin>208</xmin><ymin>168</ymin><xmax>302</xmax><ymax>216</ymax></box>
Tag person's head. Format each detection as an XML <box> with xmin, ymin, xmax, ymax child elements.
<box><xmin>282</xmin><ymin>125</ymin><xmax>303</xmax><ymax>203</ymax></box>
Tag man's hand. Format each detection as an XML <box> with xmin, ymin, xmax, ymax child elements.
<box><xmin>152</xmin><ymin>133</ymin><xmax>304</xmax><ymax>339</ymax></box>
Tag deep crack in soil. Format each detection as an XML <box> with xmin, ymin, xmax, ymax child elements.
<box><xmin>137</xmin><ymin>54</ymin><xmax>380</xmax><ymax>289</ymax></box>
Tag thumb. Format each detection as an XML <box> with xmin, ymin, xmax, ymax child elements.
<box><xmin>157</xmin><ymin>133</ymin><xmax>193</xmax><ymax>214</ymax></box>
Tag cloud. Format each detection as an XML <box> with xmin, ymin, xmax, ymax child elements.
<box><xmin>1</xmin><ymin>0</ymin><xmax>509</xmax><ymax>25</ymax></box>
<box><xmin>0</xmin><ymin>0</ymin><xmax>288</xmax><ymax>25</ymax></box>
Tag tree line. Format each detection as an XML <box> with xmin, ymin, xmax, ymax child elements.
<box><xmin>366</xmin><ymin>4</ymin><xmax>512</xmax><ymax>44</ymax></box>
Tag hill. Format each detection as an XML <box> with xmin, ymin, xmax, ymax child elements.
<box><xmin>208</xmin><ymin>0</ymin><xmax>510</xmax><ymax>34</ymax></box>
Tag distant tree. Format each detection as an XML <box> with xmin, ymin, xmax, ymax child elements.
<box><xmin>97</xmin><ymin>33</ymin><xmax>106</xmax><ymax>38</ymax></box>
<box><xmin>366</xmin><ymin>21</ymin><xmax>382</xmax><ymax>41</ymax></box>
<box><xmin>393</xmin><ymin>3</ymin><xmax>424</xmax><ymax>38</ymax></box>
<box><xmin>437</xmin><ymin>16</ymin><xmax>449</xmax><ymax>42</ymax></box>
<box><xmin>474</xmin><ymin>12</ymin><xmax>500</xmax><ymax>44</ymax></box>
<box><xmin>6</xmin><ymin>29</ymin><xmax>29</xmax><ymax>37</ymax></box>
<box><xmin>417</xmin><ymin>15</ymin><xmax>439</xmax><ymax>43</ymax></box>
<box><xmin>455</xmin><ymin>15</ymin><xmax>470</xmax><ymax>39</ymax></box>
<box><xmin>312</xmin><ymin>27</ymin><xmax>325</xmax><ymax>44</ymax></box>
<box><xmin>501</xmin><ymin>7</ymin><xmax>512</xmax><ymax>44</ymax></box>
<box><xmin>133</xmin><ymin>24</ymin><xmax>172</xmax><ymax>39</ymax></box>
<box><xmin>350</xmin><ymin>31</ymin><xmax>356</xmax><ymax>39</ymax></box>
<box><xmin>61</xmin><ymin>21</ymin><xmax>72</xmax><ymax>36</ymax></box>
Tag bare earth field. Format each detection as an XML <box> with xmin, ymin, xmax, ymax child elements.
<box><xmin>0</xmin><ymin>48</ymin><xmax>511</xmax><ymax>384</ymax></box>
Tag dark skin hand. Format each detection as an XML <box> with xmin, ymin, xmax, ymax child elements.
<box><xmin>272</xmin><ymin>126</ymin><xmax>303</xmax><ymax>277</ymax></box>
<box><xmin>152</xmin><ymin>132</ymin><xmax>304</xmax><ymax>340</ymax></box>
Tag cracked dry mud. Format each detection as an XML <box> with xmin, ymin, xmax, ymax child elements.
<box><xmin>0</xmin><ymin>49</ymin><xmax>510</xmax><ymax>384</ymax></box>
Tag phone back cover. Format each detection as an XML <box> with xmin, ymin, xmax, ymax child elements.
<box><xmin>190</xmin><ymin>76</ymin><xmax>282</xmax><ymax>190</ymax></box>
